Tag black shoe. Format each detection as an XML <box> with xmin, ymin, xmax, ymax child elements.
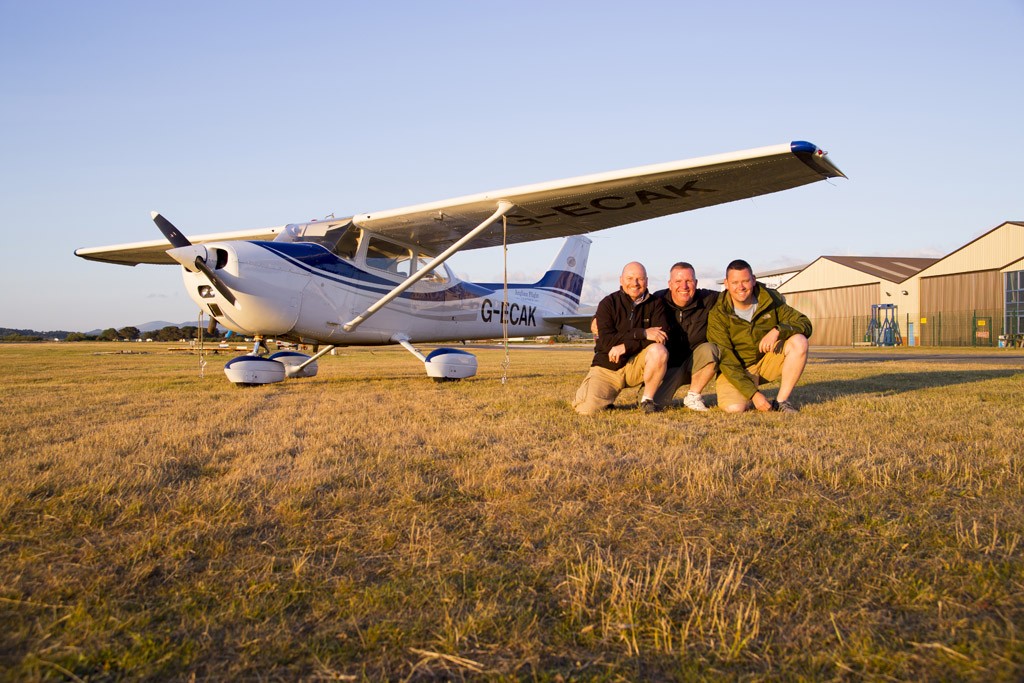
<box><xmin>639</xmin><ymin>399</ymin><xmax>662</xmax><ymax>413</ymax></box>
<box><xmin>771</xmin><ymin>399</ymin><xmax>798</xmax><ymax>413</ymax></box>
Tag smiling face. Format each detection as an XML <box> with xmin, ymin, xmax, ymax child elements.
<box><xmin>619</xmin><ymin>262</ymin><xmax>649</xmax><ymax>301</ymax></box>
<box><xmin>668</xmin><ymin>265</ymin><xmax>697</xmax><ymax>307</ymax></box>
<box><xmin>725</xmin><ymin>266</ymin><xmax>757</xmax><ymax>307</ymax></box>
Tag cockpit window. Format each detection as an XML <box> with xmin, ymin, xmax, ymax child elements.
<box><xmin>365</xmin><ymin>237</ymin><xmax>412</xmax><ymax>277</ymax></box>
<box><xmin>331</xmin><ymin>226</ymin><xmax>361</xmax><ymax>259</ymax></box>
<box><xmin>281</xmin><ymin>219</ymin><xmax>358</xmax><ymax>256</ymax></box>
<box><xmin>415</xmin><ymin>253</ymin><xmax>448</xmax><ymax>283</ymax></box>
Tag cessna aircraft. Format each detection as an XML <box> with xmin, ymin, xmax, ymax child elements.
<box><xmin>75</xmin><ymin>141</ymin><xmax>844</xmax><ymax>384</ymax></box>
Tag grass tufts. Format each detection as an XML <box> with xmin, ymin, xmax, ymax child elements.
<box><xmin>1</xmin><ymin>342</ymin><xmax>1023</xmax><ymax>679</ymax></box>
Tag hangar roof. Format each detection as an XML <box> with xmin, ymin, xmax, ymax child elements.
<box><xmin>915</xmin><ymin>221</ymin><xmax>1024</xmax><ymax>278</ymax></box>
<box><xmin>819</xmin><ymin>256</ymin><xmax>938</xmax><ymax>283</ymax></box>
<box><xmin>715</xmin><ymin>263</ymin><xmax>808</xmax><ymax>287</ymax></box>
<box><xmin>755</xmin><ymin>264</ymin><xmax>809</xmax><ymax>278</ymax></box>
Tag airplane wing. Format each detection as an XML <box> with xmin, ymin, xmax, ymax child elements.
<box><xmin>76</xmin><ymin>141</ymin><xmax>843</xmax><ymax>264</ymax></box>
<box><xmin>353</xmin><ymin>141</ymin><xmax>844</xmax><ymax>252</ymax></box>
<box><xmin>75</xmin><ymin>226</ymin><xmax>287</xmax><ymax>265</ymax></box>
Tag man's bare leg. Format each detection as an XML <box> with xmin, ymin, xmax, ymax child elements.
<box><xmin>688</xmin><ymin>361</ymin><xmax>716</xmax><ymax>395</ymax></box>
<box><xmin>641</xmin><ymin>343</ymin><xmax>668</xmax><ymax>402</ymax></box>
<box><xmin>723</xmin><ymin>398</ymin><xmax>752</xmax><ymax>413</ymax></box>
<box><xmin>775</xmin><ymin>334</ymin><xmax>808</xmax><ymax>403</ymax></box>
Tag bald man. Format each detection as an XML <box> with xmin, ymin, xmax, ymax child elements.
<box><xmin>572</xmin><ymin>261</ymin><xmax>669</xmax><ymax>414</ymax></box>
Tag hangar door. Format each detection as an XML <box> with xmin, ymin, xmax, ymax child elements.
<box><xmin>783</xmin><ymin>283</ymin><xmax>879</xmax><ymax>346</ymax></box>
<box><xmin>920</xmin><ymin>270</ymin><xmax>1002</xmax><ymax>346</ymax></box>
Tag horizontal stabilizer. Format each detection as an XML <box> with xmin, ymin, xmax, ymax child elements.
<box><xmin>544</xmin><ymin>305</ymin><xmax>597</xmax><ymax>332</ymax></box>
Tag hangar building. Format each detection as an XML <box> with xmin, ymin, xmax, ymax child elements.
<box><xmin>773</xmin><ymin>221</ymin><xmax>1024</xmax><ymax>347</ymax></box>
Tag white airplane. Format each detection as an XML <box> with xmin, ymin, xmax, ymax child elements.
<box><xmin>76</xmin><ymin>141</ymin><xmax>844</xmax><ymax>384</ymax></box>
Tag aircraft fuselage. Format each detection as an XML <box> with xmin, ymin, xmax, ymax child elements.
<box><xmin>183</xmin><ymin>236</ymin><xmax>585</xmax><ymax>346</ymax></box>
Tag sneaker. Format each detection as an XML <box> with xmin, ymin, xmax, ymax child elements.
<box><xmin>639</xmin><ymin>399</ymin><xmax>662</xmax><ymax>413</ymax></box>
<box><xmin>771</xmin><ymin>399</ymin><xmax>798</xmax><ymax>413</ymax></box>
<box><xmin>682</xmin><ymin>392</ymin><xmax>709</xmax><ymax>411</ymax></box>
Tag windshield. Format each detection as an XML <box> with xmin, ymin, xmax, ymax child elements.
<box><xmin>277</xmin><ymin>220</ymin><xmax>360</xmax><ymax>259</ymax></box>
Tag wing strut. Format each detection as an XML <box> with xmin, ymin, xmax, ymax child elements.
<box><xmin>293</xmin><ymin>344</ymin><xmax>337</xmax><ymax>372</ymax></box>
<box><xmin>343</xmin><ymin>201</ymin><xmax>514</xmax><ymax>332</ymax></box>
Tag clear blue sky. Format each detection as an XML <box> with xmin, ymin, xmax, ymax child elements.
<box><xmin>2</xmin><ymin>0</ymin><xmax>1022</xmax><ymax>331</ymax></box>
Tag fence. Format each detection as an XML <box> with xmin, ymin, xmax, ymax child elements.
<box><xmin>814</xmin><ymin>309</ymin><xmax>1010</xmax><ymax>347</ymax></box>
<box><xmin>917</xmin><ymin>309</ymin><xmax>1005</xmax><ymax>347</ymax></box>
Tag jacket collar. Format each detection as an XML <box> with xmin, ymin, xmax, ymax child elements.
<box><xmin>724</xmin><ymin>283</ymin><xmax>769</xmax><ymax>314</ymax></box>
<box><xmin>619</xmin><ymin>288</ymin><xmax>651</xmax><ymax>306</ymax></box>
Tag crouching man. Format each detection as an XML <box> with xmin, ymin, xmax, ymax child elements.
<box><xmin>573</xmin><ymin>261</ymin><xmax>669</xmax><ymax>414</ymax></box>
<box><xmin>707</xmin><ymin>259</ymin><xmax>812</xmax><ymax>413</ymax></box>
<box><xmin>651</xmin><ymin>261</ymin><xmax>721</xmax><ymax>411</ymax></box>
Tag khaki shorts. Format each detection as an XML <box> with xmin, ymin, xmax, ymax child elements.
<box><xmin>572</xmin><ymin>345</ymin><xmax>655</xmax><ymax>415</ymax></box>
<box><xmin>715</xmin><ymin>347</ymin><xmax>786</xmax><ymax>410</ymax></box>
<box><xmin>652</xmin><ymin>342</ymin><xmax>720</xmax><ymax>405</ymax></box>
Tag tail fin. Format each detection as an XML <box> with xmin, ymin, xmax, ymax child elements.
<box><xmin>532</xmin><ymin>235</ymin><xmax>591</xmax><ymax>314</ymax></box>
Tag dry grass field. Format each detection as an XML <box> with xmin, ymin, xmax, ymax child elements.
<box><xmin>2</xmin><ymin>342</ymin><xmax>1023</xmax><ymax>681</ymax></box>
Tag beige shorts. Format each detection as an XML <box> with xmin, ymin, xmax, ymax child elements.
<box><xmin>572</xmin><ymin>345</ymin><xmax>655</xmax><ymax>415</ymax></box>
<box><xmin>715</xmin><ymin>347</ymin><xmax>786</xmax><ymax>410</ymax></box>
<box><xmin>652</xmin><ymin>342</ymin><xmax>720</xmax><ymax>405</ymax></box>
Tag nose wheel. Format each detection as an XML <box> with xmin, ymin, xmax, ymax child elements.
<box><xmin>251</xmin><ymin>335</ymin><xmax>272</xmax><ymax>356</ymax></box>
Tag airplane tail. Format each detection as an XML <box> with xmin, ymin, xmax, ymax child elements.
<box><xmin>531</xmin><ymin>235</ymin><xmax>591</xmax><ymax>315</ymax></box>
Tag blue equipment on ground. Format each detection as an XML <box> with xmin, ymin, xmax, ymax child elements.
<box><xmin>868</xmin><ymin>304</ymin><xmax>903</xmax><ymax>346</ymax></box>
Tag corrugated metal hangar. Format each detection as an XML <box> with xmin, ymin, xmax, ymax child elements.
<box><xmin>770</xmin><ymin>221</ymin><xmax>1024</xmax><ymax>347</ymax></box>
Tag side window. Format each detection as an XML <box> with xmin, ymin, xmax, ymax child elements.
<box><xmin>332</xmin><ymin>226</ymin><xmax>361</xmax><ymax>259</ymax></box>
<box><xmin>415</xmin><ymin>254</ymin><xmax>448</xmax><ymax>283</ymax></box>
<box><xmin>366</xmin><ymin>237</ymin><xmax>412</xmax><ymax>277</ymax></box>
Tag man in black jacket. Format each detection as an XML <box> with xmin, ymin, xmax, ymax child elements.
<box><xmin>572</xmin><ymin>261</ymin><xmax>669</xmax><ymax>414</ymax></box>
<box><xmin>651</xmin><ymin>262</ymin><xmax>721</xmax><ymax>411</ymax></box>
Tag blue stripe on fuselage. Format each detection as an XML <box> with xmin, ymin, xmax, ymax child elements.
<box><xmin>477</xmin><ymin>270</ymin><xmax>583</xmax><ymax>306</ymax></box>
<box><xmin>252</xmin><ymin>241</ymin><xmax>489</xmax><ymax>302</ymax></box>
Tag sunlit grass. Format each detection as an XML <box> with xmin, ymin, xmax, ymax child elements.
<box><xmin>1</xmin><ymin>342</ymin><xmax>1023</xmax><ymax>679</ymax></box>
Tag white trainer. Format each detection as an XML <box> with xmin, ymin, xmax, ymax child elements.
<box><xmin>682</xmin><ymin>392</ymin><xmax>709</xmax><ymax>411</ymax></box>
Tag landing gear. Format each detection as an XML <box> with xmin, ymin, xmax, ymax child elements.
<box><xmin>251</xmin><ymin>335</ymin><xmax>272</xmax><ymax>356</ymax></box>
<box><xmin>393</xmin><ymin>337</ymin><xmax>477</xmax><ymax>380</ymax></box>
<box><xmin>223</xmin><ymin>335</ymin><xmax>322</xmax><ymax>385</ymax></box>
<box><xmin>224</xmin><ymin>354</ymin><xmax>286</xmax><ymax>385</ymax></box>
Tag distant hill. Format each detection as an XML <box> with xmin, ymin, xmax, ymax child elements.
<box><xmin>139</xmin><ymin>320</ymin><xmax>186</xmax><ymax>333</ymax></box>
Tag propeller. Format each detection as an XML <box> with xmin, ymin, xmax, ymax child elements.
<box><xmin>152</xmin><ymin>212</ymin><xmax>191</xmax><ymax>249</ymax></box>
<box><xmin>152</xmin><ymin>212</ymin><xmax>237</xmax><ymax>305</ymax></box>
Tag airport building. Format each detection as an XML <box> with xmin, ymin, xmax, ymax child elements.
<box><xmin>767</xmin><ymin>221</ymin><xmax>1024</xmax><ymax>347</ymax></box>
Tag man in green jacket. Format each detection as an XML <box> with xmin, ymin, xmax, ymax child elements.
<box><xmin>707</xmin><ymin>259</ymin><xmax>811</xmax><ymax>413</ymax></box>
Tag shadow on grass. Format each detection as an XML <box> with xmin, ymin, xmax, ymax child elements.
<box><xmin>671</xmin><ymin>368</ymin><xmax>1021</xmax><ymax>411</ymax></box>
<box><xmin>797</xmin><ymin>368</ymin><xmax>1022</xmax><ymax>405</ymax></box>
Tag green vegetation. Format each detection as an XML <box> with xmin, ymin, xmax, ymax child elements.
<box><xmin>1</xmin><ymin>343</ymin><xmax>1023</xmax><ymax>680</ymax></box>
<box><xmin>1</xmin><ymin>324</ymin><xmax>226</xmax><ymax>342</ymax></box>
